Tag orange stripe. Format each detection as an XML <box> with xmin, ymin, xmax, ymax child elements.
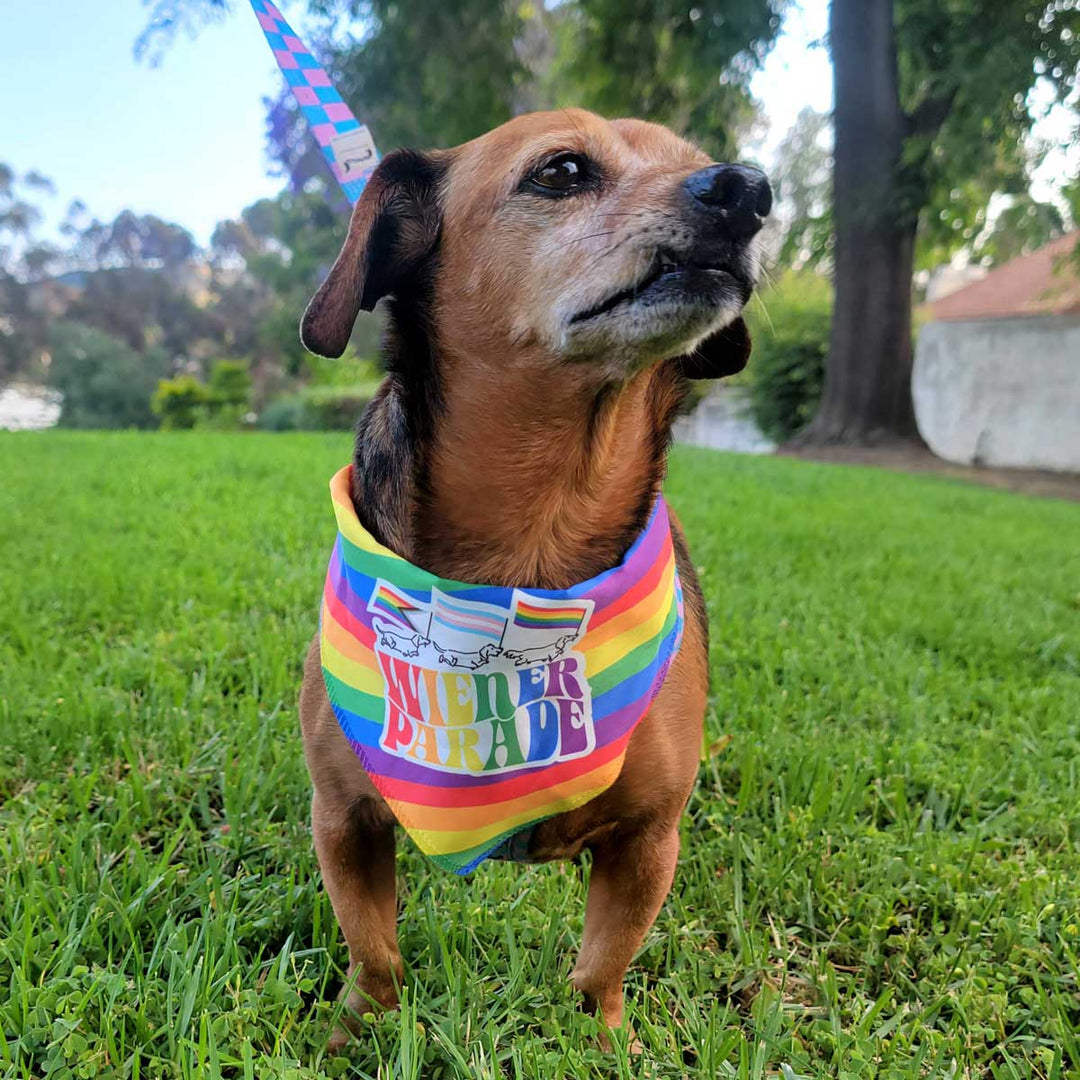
<box><xmin>374</xmin><ymin>727</ymin><xmax>633</xmax><ymax>807</ymax></box>
<box><xmin>387</xmin><ymin>755</ymin><xmax>628</xmax><ymax>837</ymax></box>
<box><xmin>579</xmin><ymin>554</ymin><xmax>673</xmax><ymax>654</ymax></box>
<box><xmin>322</xmin><ymin>602</ymin><xmax>377</xmax><ymax>666</ymax></box>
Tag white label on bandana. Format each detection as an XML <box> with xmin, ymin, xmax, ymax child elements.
<box><xmin>368</xmin><ymin>584</ymin><xmax>597</xmax><ymax>776</ymax></box>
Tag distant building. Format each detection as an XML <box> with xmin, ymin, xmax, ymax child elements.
<box><xmin>914</xmin><ymin>232</ymin><xmax>1080</xmax><ymax>473</ymax></box>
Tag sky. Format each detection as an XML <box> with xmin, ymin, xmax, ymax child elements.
<box><xmin>2</xmin><ymin>0</ymin><xmax>1072</xmax><ymax>251</ymax></box>
<box><xmin>2</xmin><ymin>0</ymin><xmax>285</xmax><ymax>245</ymax></box>
<box><xmin>1</xmin><ymin>0</ymin><xmax>835</xmax><ymax>247</ymax></box>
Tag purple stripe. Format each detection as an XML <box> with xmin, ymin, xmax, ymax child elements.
<box><xmin>331</xmin><ymin>504</ymin><xmax>673</xmax><ymax>625</ymax></box>
<box><xmin>328</xmin><ymin>628</ymin><xmax>673</xmax><ymax>791</ymax></box>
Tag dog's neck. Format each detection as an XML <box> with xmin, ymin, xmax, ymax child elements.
<box><xmin>420</xmin><ymin>358</ymin><xmax>683</xmax><ymax>588</ymax></box>
<box><xmin>352</xmin><ymin>333</ymin><xmax>686</xmax><ymax>590</ymax></box>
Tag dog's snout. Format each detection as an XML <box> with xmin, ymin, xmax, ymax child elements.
<box><xmin>683</xmin><ymin>164</ymin><xmax>772</xmax><ymax>241</ymax></box>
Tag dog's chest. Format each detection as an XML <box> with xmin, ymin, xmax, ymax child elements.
<box><xmin>322</xmin><ymin>465</ymin><xmax>685</xmax><ymax>875</ymax></box>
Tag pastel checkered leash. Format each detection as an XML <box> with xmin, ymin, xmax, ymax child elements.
<box><xmin>248</xmin><ymin>0</ymin><xmax>378</xmax><ymax>205</ymax></box>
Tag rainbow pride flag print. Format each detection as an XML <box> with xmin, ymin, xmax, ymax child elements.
<box><xmin>320</xmin><ymin>465</ymin><xmax>685</xmax><ymax>874</ymax></box>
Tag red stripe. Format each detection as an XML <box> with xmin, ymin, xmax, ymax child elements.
<box><xmin>517</xmin><ymin>600</ymin><xmax>583</xmax><ymax>618</ymax></box>
<box><xmin>324</xmin><ymin>569</ymin><xmax>377</xmax><ymax>650</ymax></box>
<box><xmin>587</xmin><ymin>534</ymin><xmax>673</xmax><ymax>631</ymax></box>
<box><xmin>373</xmin><ymin>728</ymin><xmax>633</xmax><ymax>808</ymax></box>
<box><xmin>379</xmin><ymin>591</ymin><xmax>417</xmax><ymax>613</ymax></box>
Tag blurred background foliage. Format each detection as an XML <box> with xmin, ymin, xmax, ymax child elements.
<box><xmin>2</xmin><ymin>0</ymin><xmax>1077</xmax><ymax>437</ymax></box>
<box><xmin>745</xmin><ymin>272</ymin><xmax>831</xmax><ymax>442</ymax></box>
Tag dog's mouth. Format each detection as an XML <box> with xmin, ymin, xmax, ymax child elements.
<box><xmin>569</xmin><ymin>249</ymin><xmax>748</xmax><ymax>325</ymax></box>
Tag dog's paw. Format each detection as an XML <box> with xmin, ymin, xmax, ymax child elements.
<box><xmin>328</xmin><ymin>975</ymin><xmax>400</xmax><ymax>1048</ymax></box>
<box><xmin>326</xmin><ymin>1019</ymin><xmax>358</xmax><ymax>1052</ymax></box>
<box><xmin>596</xmin><ymin>1025</ymin><xmax>643</xmax><ymax>1055</ymax></box>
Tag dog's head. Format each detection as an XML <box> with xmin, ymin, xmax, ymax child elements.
<box><xmin>301</xmin><ymin>108</ymin><xmax>770</xmax><ymax>382</ymax></box>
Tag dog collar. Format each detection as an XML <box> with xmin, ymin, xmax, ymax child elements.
<box><xmin>319</xmin><ymin>465</ymin><xmax>684</xmax><ymax>874</ymax></box>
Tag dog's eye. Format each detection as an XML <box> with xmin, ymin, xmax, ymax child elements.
<box><xmin>526</xmin><ymin>153</ymin><xmax>590</xmax><ymax>196</ymax></box>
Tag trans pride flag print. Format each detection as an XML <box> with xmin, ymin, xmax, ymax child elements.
<box><xmin>319</xmin><ymin>465</ymin><xmax>685</xmax><ymax>874</ymax></box>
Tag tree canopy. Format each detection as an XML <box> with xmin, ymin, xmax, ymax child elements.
<box><xmin>554</xmin><ymin>0</ymin><xmax>786</xmax><ymax>160</ymax></box>
<box><xmin>137</xmin><ymin>0</ymin><xmax>786</xmax><ymax>190</ymax></box>
<box><xmin>895</xmin><ymin>0</ymin><xmax>1080</xmax><ymax>262</ymax></box>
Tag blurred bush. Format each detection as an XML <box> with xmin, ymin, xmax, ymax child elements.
<box><xmin>207</xmin><ymin>359</ymin><xmax>253</xmax><ymax>408</ymax></box>
<box><xmin>304</xmin><ymin>350</ymin><xmax>382</xmax><ymax>389</ymax></box>
<box><xmin>745</xmin><ymin>272</ymin><xmax>832</xmax><ymax>442</ymax></box>
<box><xmin>297</xmin><ymin>384</ymin><xmax>377</xmax><ymax>430</ymax></box>
<box><xmin>48</xmin><ymin>322</ymin><xmax>165</xmax><ymax>429</ymax></box>
<box><xmin>152</xmin><ymin>375</ymin><xmax>213</xmax><ymax>430</ymax></box>
<box><xmin>257</xmin><ymin>395</ymin><xmax>307</xmax><ymax>432</ymax></box>
<box><xmin>152</xmin><ymin>359</ymin><xmax>254</xmax><ymax>430</ymax></box>
<box><xmin>257</xmin><ymin>353</ymin><xmax>382</xmax><ymax>430</ymax></box>
<box><xmin>256</xmin><ymin>385</ymin><xmax>379</xmax><ymax>431</ymax></box>
<box><xmin>195</xmin><ymin>403</ymin><xmax>251</xmax><ymax>431</ymax></box>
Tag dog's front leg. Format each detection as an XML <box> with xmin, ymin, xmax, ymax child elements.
<box><xmin>572</xmin><ymin>821</ymin><xmax>680</xmax><ymax>1045</ymax></box>
<box><xmin>311</xmin><ymin>791</ymin><xmax>402</xmax><ymax>1048</ymax></box>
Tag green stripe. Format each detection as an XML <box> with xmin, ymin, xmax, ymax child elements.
<box><xmin>340</xmin><ymin>534</ymin><xmax>488</xmax><ymax>593</ymax></box>
<box><xmin>589</xmin><ymin>599</ymin><xmax>678</xmax><ymax>698</ymax></box>
<box><xmin>339</xmin><ymin>535</ymin><xmax>435</xmax><ymax>590</ymax></box>
<box><xmin>322</xmin><ymin>668</ymin><xmax>384</xmax><ymax>721</ymax></box>
<box><xmin>428</xmin><ymin>817</ymin><xmax>547</xmax><ymax>873</ymax></box>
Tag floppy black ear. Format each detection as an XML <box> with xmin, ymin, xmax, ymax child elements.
<box><xmin>676</xmin><ymin>316</ymin><xmax>752</xmax><ymax>379</ymax></box>
<box><xmin>300</xmin><ymin>149</ymin><xmax>447</xmax><ymax>359</ymax></box>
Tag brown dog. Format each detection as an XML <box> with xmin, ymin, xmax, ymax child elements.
<box><xmin>297</xmin><ymin>108</ymin><xmax>770</xmax><ymax>1046</ymax></box>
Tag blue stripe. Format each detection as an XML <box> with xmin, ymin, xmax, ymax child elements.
<box><xmin>437</xmin><ymin>595</ymin><xmax>502</xmax><ymax>620</ymax></box>
<box><xmin>342</xmin><ymin>178</ymin><xmax>370</xmax><ymax>202</ymax></box>
<box><xmin>589</xmin><ymin>616</ymin><xmax>681</xmax><ymax>720</ymax></box>
<box><xmin>432</xmin><ymin>616</ymin><xmax>500</xmax><ymax>640</ymax></box>
<box><xmin>513</xmin><ymin>615</ymin><xmax>581</xmax><ymax>630</ymax></box>
<box><xmin>330</xmin><ymin>702</ymin><xmax>383</xmax><ymax>745</ymax></box>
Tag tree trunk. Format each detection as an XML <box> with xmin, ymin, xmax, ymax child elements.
<box><xmin>793</xmin><ymin>0</ymin><xmax>925</xmax><ymax>448</ymax></box>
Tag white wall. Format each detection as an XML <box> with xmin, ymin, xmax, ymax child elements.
<box><xmin>0</xmin><ymin>386</ymin><xmax>61</xmax><ymax>431</ymax></box>
<box><xmin>673</xmin><ymin>385</ymin><xmax>776</xmax><ymax>455</ymax></box>
<box><xmin>913</xmin><ymin>316</ymin><xmax>1080</xmax><ymax>473</ymax></box>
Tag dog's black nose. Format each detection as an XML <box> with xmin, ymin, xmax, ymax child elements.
<box><xmin>683</xmin><ymin>164</ymin><xmax>772</xmax><ymax>241</ymax></box>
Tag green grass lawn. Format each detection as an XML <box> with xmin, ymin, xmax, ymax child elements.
<box><xmin>2</xmin><ymin>431</ymin><xmax>1079</xmax><ymax>1080</ymax></box>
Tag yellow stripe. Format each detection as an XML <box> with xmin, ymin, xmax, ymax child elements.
<box><xmin>384</xmin><ymin>755</ymin><xmax>625</xmax><ymax>833</ymax></box>
<box><xmin>396</xmin><ymin>767</ymin><xmax>623</xmax><ymax>856</ymax></box>
<box><xmin>581</xmin><ymin>558</ymin><xmax>675</xmax><ymax>677</ymax></box>
<box><xmin>320</xmin><ymin>620</ymin><xmax>384</xmax><ymax>697</ymax></box>
<box><xmin>322</xmin><ymin>601</ymin><xmax>379</xmax><ymax>664</ymax></box>
<box><xmin>330</xmin><ymin>467</ymin><xmax>406</xmax><ymax>561</ymax></box>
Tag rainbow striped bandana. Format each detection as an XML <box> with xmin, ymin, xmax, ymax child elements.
<box><xmin>320</xmin><ymin>466</ymin><xmax>685</xmax><ymax>874</ymax></box>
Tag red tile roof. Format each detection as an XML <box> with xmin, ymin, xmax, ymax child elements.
<box><xmin>928</xmin><ymin>231</ymin><xmax>1080</xmax><ymax>322</ymax></box>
